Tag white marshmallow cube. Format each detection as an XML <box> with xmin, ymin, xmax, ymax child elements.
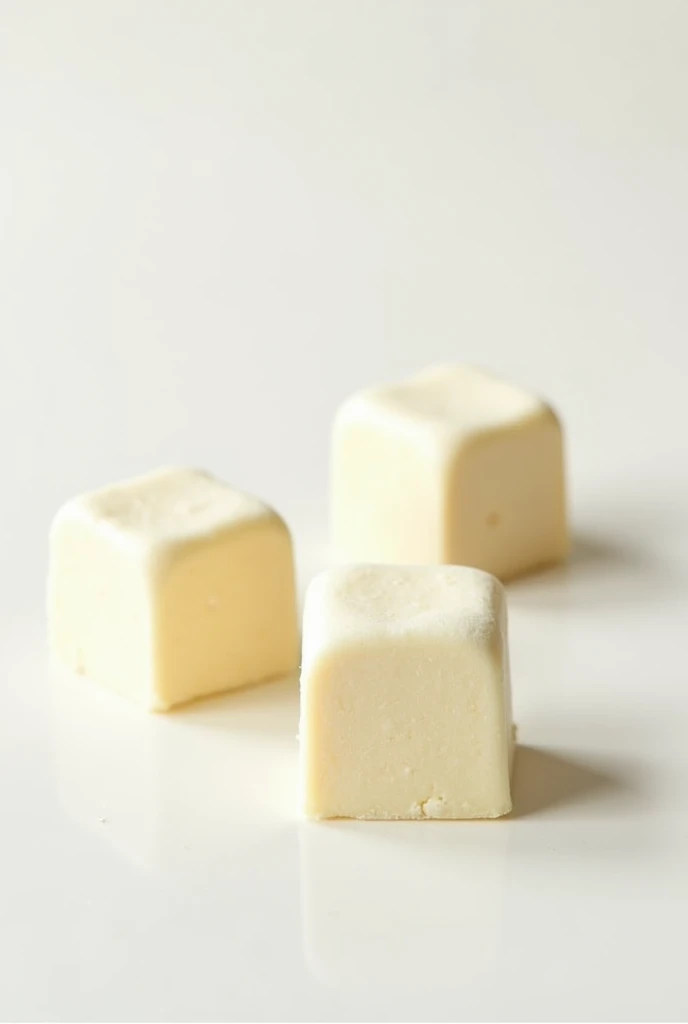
<box><xmin>299</xmin><ymin>564</ymin><xmax>514</xmax><ymax>820</ymax></box>
<box><xmin>49</xmin><ymin>467</ymin><xmax>299</xmax><ymax>711</ymax></box>
<box><xmin>332</xmin><ymin>364</ymin><xmax>568</xmax><ymax>581</ymax></box>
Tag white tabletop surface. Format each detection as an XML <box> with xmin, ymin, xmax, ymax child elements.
<box><xmin>2</xmin><ymin>3</ymin><xmax>687</xmax><ymax>1020</ymax></box>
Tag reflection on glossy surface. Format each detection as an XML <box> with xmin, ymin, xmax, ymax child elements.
<box><xmin>52</xmin><ymin>666</ymin><xmax>299</xmax><ymax>873</ymax></box>
<box><xmin>300</xmin><ymin>820</ymin><xmax>509</xmax><ymax>993</ymax></box>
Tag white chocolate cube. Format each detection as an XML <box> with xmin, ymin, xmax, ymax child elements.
<box><xmin>332</xmin><ymin>364</ymin><xmax>568</xmax><ymax>581</ymax></box>
<box><xmin>299</xmin><ymin>564</ymin><xmax>513</xmax><ymax>820</ymax></box>
<box><xmin>49</xmin><ymin>467</ymin><xmax>299</xmax><ymax>711</ymax></box>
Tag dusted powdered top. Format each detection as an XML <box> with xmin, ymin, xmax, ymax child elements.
<box><xmin>65</xmin><ymin>466</ymin><xmax>275</xmax><ymax>553</ymax></box>
<box><xmin>342</xmin><ymin>364</ymin><xmax>547</xmax><ymax>450</ymax></box>
<box><xmin>302</xmin><ymin>563</ymin><xmax>503</xmax><ymax>657</ymax></box>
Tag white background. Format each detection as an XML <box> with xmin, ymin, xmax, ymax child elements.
<box><xmin>2</xmin><ymin>2</ymin><xmax>687</xmax><ymax>1020</ymax></box>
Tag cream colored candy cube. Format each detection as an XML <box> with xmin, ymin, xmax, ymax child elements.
<box><xmin>49</xmin><ymin>467</ymin><xmax>299</xmax><ymax>711</ymax></box>
<box><xmin>332</xmin><ymin>364</ymin><xmax>568</xmax><ymax>581</ymax></box>
<box><xmin>299</xmin><ymin>564</ymin><xmax>514</xmax><ymax>820</ymax></box>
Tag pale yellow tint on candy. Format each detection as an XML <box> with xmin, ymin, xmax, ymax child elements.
<box><xmin>332</xmin><ymin>364</ymin><xmax>569</xmax><ymax>581</ymax></box>
<box><xmin>49</xmin><ymin>467</ymin><xmax>299</xmax><ymax>711</ymax></box>
<box><xmin>300</xmin><ymin>564</ymin><xmax>514</xmax><ymax>820</ymax></box>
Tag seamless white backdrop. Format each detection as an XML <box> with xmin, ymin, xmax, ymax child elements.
<box><xmin>1</xmin><ymin>3</ymin><xmax>687</xmax><ymax>1021</ymax></box>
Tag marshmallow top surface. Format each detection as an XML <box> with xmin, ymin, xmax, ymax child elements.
<box><xmin>302</xmin><ymin>564</ymin><xmax>505</xmax><ymax>666</ymax></box>
<box><xmin>338</xmin><ymin>364</ymin><xmax>548</xmax><ymax>448</ymax></box>
<box><xmin>55</xmin><ymin>467</ymin><xmax>276</xmax><ymax>552</ymax></box>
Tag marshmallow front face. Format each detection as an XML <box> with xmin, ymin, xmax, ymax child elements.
<box><xmin>300</xmin><ymin>565</ymin><xmax>513</xmax><ymax>820</ymax></box>
<box><xmin>49</xmin><ymin>468</ymin><xmax>299</xmax><ymax>710</ymax></box>
<box><xmin>332</xmin><ymin>365</ymin><xmax>568</xmax><ymax>580</ymax></box>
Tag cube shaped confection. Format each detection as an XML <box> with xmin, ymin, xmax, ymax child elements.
<box><xmin>299</xmin><ymin>564</ymin><xmax>514</xmax><ymax>820</ymax></box>
<box><xmin>332</xmin><ymin>364</ymin><xmax>569</xmax><ymax>581</ymax></box>
<box><xmin>49</xmin><ymin>467</ymin><xmax>299</xmax><ymax>711</ymax></box>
